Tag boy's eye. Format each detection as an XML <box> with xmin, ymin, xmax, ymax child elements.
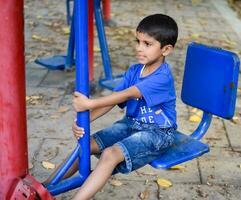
<box><xmin>144</xmin><ymin>41</ymin><xmax>152</xmax><ymax>46</ymax></box>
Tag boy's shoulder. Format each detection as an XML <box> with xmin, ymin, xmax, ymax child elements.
<box><xmin>125</xmin><ymin>63</ymin><xmax>143</xmax><ymax>76</ymax></box>
<box><xmin>128</xmin><ymin>63</ymin><xmax>143</xmax><ymax>71</ymax></box>
<box><xmin>158</xmin><ymin>62</ymin><xmax>174</xmax><ymax>77</ymax></box>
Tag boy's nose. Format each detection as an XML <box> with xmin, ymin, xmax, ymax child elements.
<box><xmin>136</xmin><ymin>44</ymin><xmax>142</xmax><ymax>52</ymax></box>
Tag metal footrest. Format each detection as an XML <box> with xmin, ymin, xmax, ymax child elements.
<box><xmin>35</xmin><ymin>55</ymin><xmax>74</xmax><ymax>70</ymax></box>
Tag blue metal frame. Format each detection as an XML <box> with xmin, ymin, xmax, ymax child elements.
<box><xmin>94</xmin><ymin>0</ymin><xmax>124</xmax><ymax>90</ymax></box>
<box><xmin>45</xmin><ymin>0</ymin><xmax>90</xmax><ymax>195</ymax></box>
<box><xmin>94</xmin><ymin>0</ymin><xmax>113</xmax><ymax>80</ymax></box>
<box><xmin>41</xmin><ymin>2</ymin><xmax>240</xmax><ymax>197</ymax></box>
<box><xmin>65</xmin><ymin>13</ymin><xmax>75</xmax><ymax>70</ymax></box>
<box><xmin>150</xmin><ymin>112</ymin><xmax>212</xmax><ymax>169</ymax></box>
<box><xmin>34</xmin><ymin>17</ymin><xmax>75</xmax><ymax>71</ymax></box>
<box><xmin>190</xmin><ymin>112</ymin><xmax>212</xmax><ymax>140</ymax></box>
<box><xmin>36</xmin><ymin>0</ymin><xmax>123</xmax><ymax>90</ymax></box>
<box><xmin>75</xmin><ymin>0</ymin><xmax>91</xmax><ymax>180</ymax></box>
<box><xmin>66</xmin><ymin>0</ymin><xmax>73</xmax><ymax>25</ymax></box>
<box><xmin>67</xmin><ymin>0</ymin><xmax>113</xmax><ymax>75</ymax></box>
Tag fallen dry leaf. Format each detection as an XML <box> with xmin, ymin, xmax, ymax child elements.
<box><xmin>190</xmin><ymin>33</ymin><xmax>199</xmax><ymax>39</ymax></box>
<box><xmin>110</xmin><ymin>179</ymin><xmax>123</xmax><ymax>187</ymax></box>
<box><xmin>26</xmin><ymin>95</ymin><xmax>43</xmax><ymax>105</ymax></box>
<box><xmin>42</xmin><ymin>161</ymin><xmax>55</xmax><ymax>170</ymax></box>
<box><xmin>32</xmin><ymin>34</ymin><xmax>42</xmax><ymax>40</ymax></box>
<box><xmin>94</xmin><ymin>46</ymin><xmax>101</xmax><ymax>52</ymax></box>
<box><xmin>94</xmin><ymin>46</ymin><xmax>100</xmax><ymax>52</ymax></box>
<box><xmin>50</xmin><ymin>115</ymin><xmax>60</xmax><ymax>119</ymax></box>
<box><xmin>139</xmin><ymin>188</ymin><xmax>150</xmax><ymax>200</ymax></box>
<box><xmin>191</xmin><ymin>0</ymin><xmax>202</xmax><ymax>5</ymax></box>
<box><xmin>58</xmin><ymin>106</ymin><xmax>69</xmax><ymax>113</ymax></box>
<box><xmin>36</xmin><ymin>15</ymin><xmax>43</xmax><ymax>19</ymax></box>
<box><xmin>156</xmin><ymin>178</ymin><xmax>172</xmax><ymax>188</ymax></box>
<box><xmin>32</xmin><ymin>34</ymin><xmax>52</xmax><ymax>43</ymax></box>
<box><xmin>169</xmin><ymin>165</ymin><xmax>185</xmax><ymax>170</ymax></box>
<box><xmin>189</xmin><ymin>115</ymin><xmax>201</xmax><ymax>123</ymax></box>
<box><xmin>230</xmin><ymin>116</ymin><xmax>239</xmax><ymax>124</ymax></box>
<box><xmin>62</xmin><ymin>26</ymin><xmax>70</xmax><ymax>35</ymax></box>
<box><xmin>137</xmin><ymin>171</ymin><xmax>157</xmax><ymax>176</ymax></box>
<box><xmin>206</xmin><ymin>181</ymin><xmax>212</xmax><ymax>186</ymax></box>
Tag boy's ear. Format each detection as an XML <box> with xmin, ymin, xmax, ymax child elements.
<box><xmin>161</xmin><ymin>45</ymin><xmax>174</xmax><ymax>56</ymax></box>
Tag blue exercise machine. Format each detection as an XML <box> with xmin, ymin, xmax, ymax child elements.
<box><xmin>35</xmin><ymin>0</ymin><xmax>74</xmax><ymax>70</ymax></box>
<box><xmin>35</xmin><ymin>0</ymin><xmax>123</xmax><ymax>91</ymax></box>
<box><xmin>94</xmin><ymin>0</ymin><xmax>124</xmax><ymax>90</ymax></box>
<box><xmin>43</xmin><ymin>0</ymin><xmax>240</xmax><ymax>197</ymax></box>
<box><xmin>35</xmin><ymin>3</ymin><xmax>75</xmax><ymax>71</ymax></box>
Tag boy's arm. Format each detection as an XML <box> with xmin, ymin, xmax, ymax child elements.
<box><xmin>73</xmin><ymin>86</ymin><xmax>141</xmax><ymax>112</ymax></box>
<box><xmin>90</xmin><ymin>105</ymin><xmax>115</xmax><ymax>122</ymax></box>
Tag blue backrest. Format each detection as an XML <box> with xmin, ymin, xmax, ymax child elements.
<box><xmin>181</xmin><ymin>43</ymin><xmax>240</xmax><ymax>119</ymax></box>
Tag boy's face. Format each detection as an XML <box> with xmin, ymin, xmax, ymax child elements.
<box><xmin>135</xmin><ymin>31</ymin><xmax>165</xmax><ymax>67</ymax></box>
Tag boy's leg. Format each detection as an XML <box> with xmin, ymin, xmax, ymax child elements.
<box><xmin>43</xmin><ymin>136</ymin><xmax>100</xmax><ymax>185</ymax></box>
<box><xmin>43</xmin><ymin>118</ymin><xmax>130</xmax><ymax>185</ymax></box>
<box><xmin>73</xmin><ymin>145</ymin><xmax>124</xmax><ymax>200</ymax></box>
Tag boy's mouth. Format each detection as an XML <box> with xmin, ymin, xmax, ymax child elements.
<box><xmin>136</xmin><ymin>54</ymin><xmax>146</xmax><ymax>60</ymax></box>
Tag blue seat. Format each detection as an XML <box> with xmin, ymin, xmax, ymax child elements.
<box><xmin>151</xmin><ymin>131</ymin><xmax>210</xmax><ymax>169</ymax></box>
<box><xmin>150</xmin><ymin>42</ymin><xmax>240</xmax><ymax>169</ymax></box>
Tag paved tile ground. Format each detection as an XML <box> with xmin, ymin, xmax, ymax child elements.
<box><xmin>24</xmin><ymin>0</ymin><xmax>241</xmax><ymax>199</ymax></box>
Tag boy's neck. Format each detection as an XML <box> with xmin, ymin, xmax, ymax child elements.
<box><xmin>142</xmin><ymin>57</ymin><xmax>165</xmax><ymax>76</ymax></box>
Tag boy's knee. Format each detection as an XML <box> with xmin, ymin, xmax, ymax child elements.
<box><xmin>101</xmin><ymin>146</ymin><xmax>124</xmax><ymax>164</ymax></box>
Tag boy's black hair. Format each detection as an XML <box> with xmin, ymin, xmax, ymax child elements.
<box><xmin>136</xmin><ymin>14</ymin><xmax>178</xmax><ymax>48</ymax></box>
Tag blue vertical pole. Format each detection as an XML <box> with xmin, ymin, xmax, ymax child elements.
<box><xmin>65</xmin><ymin>13</ymin><xmax>75</xmax><ymax>69</ymax></box>
<box><xmin>75</xmin><ymin>0</ymin><xmax>91</xmax><ymax>179</ymax></box>
<box><xmin>66</xmin><ymin>0</ymin><xmax>71</xmax><ymax>25</ymax></box>
<box><xmin>94</xmin><ymin>0</ymin><xmax>113</xmax><ymax>80</ymax></box>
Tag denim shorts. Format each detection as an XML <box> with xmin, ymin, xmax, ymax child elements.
<box><xmin>92</xmin><ymin>117</ymin><xmax>175</xmax><ymax>174</ymax></box>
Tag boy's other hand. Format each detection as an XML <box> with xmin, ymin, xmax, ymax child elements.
<box><xmin>72</xmin><ymin>120</ymin><xmax>85</xmax><ymax>140</ymax></box>
<box><xmin>73</xmin><ymin>91</ymin><xmax>91</xmax><ymax>112</ymax></box>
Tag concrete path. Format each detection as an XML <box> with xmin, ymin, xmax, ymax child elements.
<box><xmin>24</xmin><ymin>0</ymin><xmax>241</xmax><ymax>199</ymax></box>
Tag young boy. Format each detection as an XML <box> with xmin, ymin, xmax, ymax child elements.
<box><xmin>46</xmin><ymin>13</ymin><xmax>178</xmax><ymax>200</ymax></box>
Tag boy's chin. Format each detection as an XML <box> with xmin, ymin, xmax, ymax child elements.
<box><xmin>137</xmin><ymin>60</ymin><xmax>146</xmax><ymax>65</ymax></box>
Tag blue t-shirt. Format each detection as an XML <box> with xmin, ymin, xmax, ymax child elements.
<box><xmin>114</xmin><ymin>62</ymin><xmax>177</xmax><ymax>129</ymax></box>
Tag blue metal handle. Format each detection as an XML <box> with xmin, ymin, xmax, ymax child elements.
<box><xmin>75</xmin><ymin>0</ymin><xmax>91</xmax><ymax>180</ymax></box>
<box><xmin>45</xmin><ymin>1</ymin><xmax>91</xmax><ymax>196</ymax></box>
